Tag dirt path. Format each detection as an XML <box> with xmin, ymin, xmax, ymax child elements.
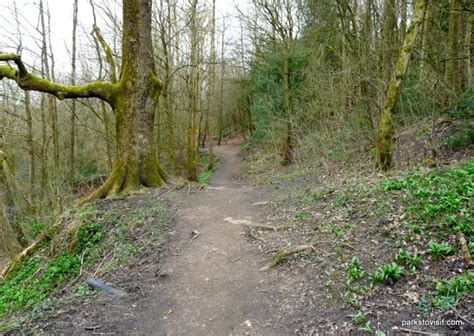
<box><xmin>127</xmin><ymin>145</ymin><xmax>296</xmax><ymax>335</ymax></box>
<box><xmin>28</xmin><ymin>144</ymin><xmax>317</xmax><ymax>335</ymax></box>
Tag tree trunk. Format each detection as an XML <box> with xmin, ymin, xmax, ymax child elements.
<box><xmin>382</xmin><ymin>0</ymin><xmax>398</xmax><ymax>86</ymax></box>
<box><xmin>0</xmin><ymin>199</ymin><xmax>21</xmax><ymax>259</ymax></box>
<box><xmin>375</xmin><ymin>0</ymin><xmax>427</xmax><ymax>171</ymax></box>
<box><xmin>25</xmin><ymin>91</ymin><xmax>35</xmax><ymax>203</ymax></box>
<box><xmin>218</xmin><ymin>25</ymin><xmax>226</xmax><ymax>146</ymax></box>
<box><xmin>0</xmin><ymin>150</ymin><xmax>30</xmax><ymax>247</ymax></box>
<box><xmin>80</xmin><ymin>0</ymin><xmax>167</xmax><ymax>203</ymax></box>
<box><xmin>185</xmin><ymin>0</ymin><xmax>199</xmax><ymax>181</ymax></box>
<box><xmin>445</xmin><ymin>0</ymin><xmax>463</xmax><ymax>97</ymax></box>
<box><xmin>464</xmin><ymin>9</ymin><xmax>474</xmax><ymax>86</ymax></box>
<box><xmin>419</xmin><ymin>0</ymin><xmax>435</xmax><ymax>84</ymax></box>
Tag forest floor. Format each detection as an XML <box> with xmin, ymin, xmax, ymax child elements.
<box><xmin>3</xmin><ymin>135</ymin><xmax>473</xmax><ymax>335</ymax></box>
<box><xmin>12</xmin><ymin>142</ymin><xmax>332</xmax><ymax>335</ymax></box>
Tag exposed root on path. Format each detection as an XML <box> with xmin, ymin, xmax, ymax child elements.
<box><xmin>259</xmin><ymin>245</ymin><xmax>314</xmax><ymax>271</ymax></box>
<box><xmin>244</xmin><ymin>223</ymin><xmax>289</xmax><ymax>232</ymax></box>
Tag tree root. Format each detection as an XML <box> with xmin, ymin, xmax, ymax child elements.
<box><xmin>259</xmin><ymin>245</ymin><xmax>313</xmax><ymax>271</ymax></box>
<box><xmin>244</xmin><ymin>223</ymin><xmax>289</xmax><ymax>232</ymax></box>
<box><xmin>76</xmin><ymin>160</ymin><xmax>168</xmax><ymax>206</ymax></box>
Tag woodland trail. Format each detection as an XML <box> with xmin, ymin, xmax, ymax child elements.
<box><xmin>126</xmin><ymin>144</ymin><xmax>299</xmax><ymax>335</ymax></box>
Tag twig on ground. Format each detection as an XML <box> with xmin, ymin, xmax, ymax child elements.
<box><xmin>93</xmin><ymin>249</ymin><xmax>115</xmax><ymax>277</ymax></box>
<box><xmin>188</xmin><ymin>230</ymin><xmax>201</xmax><ymax>244</ymax></box>
<box><xmin>392</xmin><ymin>326</ymin><xmax>434</xmax><ymax>335</ymax></box>
<box><xmin>203</xmin><ymin>247</ymin><xmax>218</xmax><ymax>259</ymax></box>
<box><xmin>246</xmin><ymin>228</ymin><xmax>267</xmax><ymax>243</ymax></box>
<box><xmin>446</xmin><ymin>304</ymin><xmax>474</xmax><ymax>327</ymax></box>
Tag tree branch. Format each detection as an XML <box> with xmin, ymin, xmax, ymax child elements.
<box><xmin>0</xmin><ymin>54</ymin><xmax>117</xmax><ymax>105</ymax></box>
<box><xmin>92</xmin><ymin>24</ymin><xmax>118</xmax><ymax>82</ymax></box>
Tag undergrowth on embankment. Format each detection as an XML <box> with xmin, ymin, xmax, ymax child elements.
<box><xmin>244</xmin><ymin>153</ymin><xmax>473</xmax><ymax>333</ymax></box>
<box><xmin>0</xmin><ymin>193</ymin><xmax>173</xmax><ymax>332</ymax></box>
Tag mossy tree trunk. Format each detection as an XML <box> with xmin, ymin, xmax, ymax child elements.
<box><xmin>82</xmin><ymin>0</ymin><xmax>168</xmax><ymax>203</ymax></box>
<box><xmin>0</xmin><ymin>0</ymin><xmax>168</xmax><ymax>204</ymax></box>
<box><xmin>375</xmin><ymin>0</ymin><xmax>428</xmax><ymax>171</ymax></box>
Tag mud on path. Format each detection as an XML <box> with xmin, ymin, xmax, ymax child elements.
<box><xmin>30</xmin><ymin>143</ymin><xmax>324</xmax><ymax>335</ymax></box>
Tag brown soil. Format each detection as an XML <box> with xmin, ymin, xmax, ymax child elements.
<box><xmin>17</xmin><ymin>143</ymin><xmax>327</xmax><ymax>335</ymax></box>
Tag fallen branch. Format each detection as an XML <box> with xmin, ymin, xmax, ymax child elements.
<box><xmin>446</xmin><ymin>304</ymin><xmax>474</xmax><ymax>327</ymax></box>
<box><xmin>260</xmin><ymin>245</ymin><xmax>313</xmax><ymax>271</ymax></box>
<box><xmin>392</xmin><ymin>326</ymin><xmax>435</xmax><ymax>335</ymax></box>
<box><xmin>1</xmin><ymin>233</ymin><xmax>47</xmax><ymax>278</ymax></box>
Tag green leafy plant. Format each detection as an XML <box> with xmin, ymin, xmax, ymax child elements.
<box><xmin>358</xmin><ymin>320</ymin><xmax>372</xmax><ymax>333</ymax></box>
<box><xmin>76</xmin><ymin>221</ymin><xmax>105</xmax><ymax>253</ymax></box>
<box><xmin>348</xmin><ymin>292</ymin><xmax>361</xmax><ymax>308</ymax></box>
<box><xmin>372</xmin><ymin>263</ymin><xmax>404</xmax><ymax>284</ymax></box>
<box><xmin>394</xmin><ymin>249</ymin><xmax>422</xmax><ymax>272</ymax></box>
<box><xmin>350</xmin><ymin>310</ymin><xmax>368</xmax><ymax>326</ymax></box>
<box><xmin>0</xmin><ymin>253</ymin><xmax>80</xmax><ymax>316</ymax></box>
<box><xmin>410</xmin><ymin>224</ymin><xmax>422</xmax><ymax>234</ymax></box>
<box><xmin>414</xmin><ymin>295</ymin><xmax>429</xmax><ymax>315</ymax></box>
<box><xmin>427</xmin><ymin>241</ymin><xmax>455</xmax><ymax>259</ymax></box>
<box><xmin>433</xmin><ymin>271</ymin><xmax>474</xmax><ymax>309</ymax></box>
<box><xmin>347</xmin><ymin>256</ymin><xmax>366</xmax><ymax>282</ymax></box>
<box><xmin>382</xmin><ymin>159</ymin><xmax>474</xmax><ymax>242</ymax></box>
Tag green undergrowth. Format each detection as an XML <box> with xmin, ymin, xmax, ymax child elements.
<box><xmin>262</xmin><ymin>156</ymin><xmax>473</xmax><ymax>332</ymax></box>
<box><xmin>345</xmin><ymin>159</ymin><xmax>474</xmax><ymax>329</ymax></box>
<box><xmin>0</xmin><ymin>195</ymin><xmax>172</xmax><ymax>328</ymax></box>
<box><xmin>197</xmin><ymin>153</ymin><xmax>219</xmax><ymax>185</ymax></box>
<box><xmin>382</xmin><ymin>158</ymin><xmax>473</xmax><ymax>242</ymax></box>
